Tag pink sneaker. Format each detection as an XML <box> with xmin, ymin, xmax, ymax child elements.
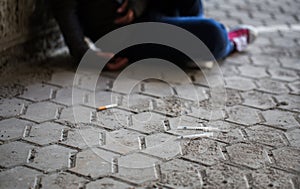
<box><xmin>228</xmin><ymin>25</ymin><xmax>257</xmax><ymax>52</ymax></box>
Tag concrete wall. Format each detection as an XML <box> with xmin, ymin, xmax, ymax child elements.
<box><xmin>0</xmin><ymin>0</ymin><xmax>66</xmax><ymax>70</ymax></box>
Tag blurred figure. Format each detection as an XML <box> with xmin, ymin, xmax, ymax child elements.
<box><xmin>49</xmin><ymin>0</ymin><xmax>256</xmax><ymax>70</ymax></box>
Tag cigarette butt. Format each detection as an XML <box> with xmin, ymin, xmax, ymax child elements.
<box><xmin>177</xmin><ymin>133</ymin><xmax>214</xmax><ymax>140</ymax></box>
<box><xmin>177</xmin><ymin>126</ymin><xmax>227</xmax><ymax>132</ymax></box>
<box><xmin>97</xmin><ymin>104</ymin><xmax>118</xmax><ymax>111</ymax></box>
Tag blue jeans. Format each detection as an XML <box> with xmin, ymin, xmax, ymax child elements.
<box><xmin>143</xmin><ymin>0</ymin><xmax>234</xmax><ymax>60</ymax></box>
<box><xmin>120</xmin><ymin>0</ymin><xmax>234</xmax><ymax>64</ymax></box>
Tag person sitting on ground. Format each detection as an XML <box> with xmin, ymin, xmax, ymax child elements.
<box><xmin>49</xmin><ymin>0</ymin><xmax>257</xmax><ymax>70</ymax></box>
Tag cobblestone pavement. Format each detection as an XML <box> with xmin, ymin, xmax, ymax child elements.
<box><xmin>1</xmin><ymin>0</ymin><xmax>300</xmax><ymax>188</ymax></box>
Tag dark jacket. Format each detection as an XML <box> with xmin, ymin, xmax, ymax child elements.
<box><xmin>49</xmin><ymin>0</ymin><xmax>148</xmax><ymax>61</ymax></box>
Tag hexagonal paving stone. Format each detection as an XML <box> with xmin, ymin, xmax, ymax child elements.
<box><xmin>238</xmin><ymin>65</ymin><xmax>269</xmax><ymax>78</ymax></box>
<box><xmin>285</xmin><ymin>129</ymin><xmax>300</xmax><ymax>149</ymax></box>
<box><xmin>251</xmin><ymin>55</ymin><xmax>280</xmax><ymax>67</ymax></box>
<box><xmin>220</xmin><ymin>65</ymin><xmax>240</xmax><ymax>77</ymax></box>
<box><xmin>60</xmin><ymin>126</ymin><xmax>105</xmax><ymax>149</ymax></box>
<box><xmin>142</xmin><ymin>133</ymin><xmax>180</xmax><ymax>160</ymax></box>
<box><xmin>90</xmin><ymin>90</ymin><xmax>120</xmax><ymax>109</ymax></box>
<box><xmin>23</xmin><ymin>122</ymin><xmax>67</xmax><ymax>146</ymax></box>
<box><xmin>29</xmin><ymin>145</ymin><xmax>76</xmax><ymax>173</ymax></box>
<box><xmin>181</xmin><ymin>138</ymin><xmax>226</xmax><ymax>166</ymax></box>
<box><xmin>116</xmin><ymin>153</ymin><xmax>159</xmax><ymax>184</ymax></box>
<box><xmin>212</xmin><ymin>128</ymin><xmax>245</xmax><ymax>145</ymax></box>
<box><xmin>77</xmin><ymin>75</ymin><xmax>112</xmax><ymax>91</ymax></box>
<box><xmin>159</xmin><ymin>159</ymin><xmax>203</xmax><ymax>188</ymax></box>
<box><xmin>0</xmin><ymin>141</ymin><xmax>35</xmax><ymax>167</ymax></box>
<box><xmin>188</xmin><ymin>104</ymin><xmax>226</xmax><ymax>121</ymax></box>
<box><xmin>256</xmin><ymin>78</ymin><xmax>290</xmax><ymax>94</ymax></box>
<box><xmin>0</xmin><ymin>166</ymin><xmax>41</xmax><ymax>189</ymax></box>
<box><xmin>202</xmin><ymin>163</ymin><xmax>249</xmax><ymax>188</ymax></box>
<box><xmin>272</xmin><ymin>35</ymin><xmax>298</xmax><ymax>48</ymax></box>
<box><xmin>279</xmin><ymin>57</ymin><xmax>300</xmax><ymax>71</ymax></box>
<box><xmin>52</xmin><ymin>88</ymin><xmax>89</xmax><ymax>107</ymax></box>
<box><xmin>48</xmin><ymin>71</ymin><xmax>77</xmax><ymax>87</ymax></box>
<box><xmin>268</xmin><ymin>67</ymin><xmax>298</xmax><ymax>82</ymax></box>
<box><xmin>251</xmin><ymin>167</ymin><xmax>298</xmax><ymax>188</ymax></box>
<box><xmin>262</xmin><ymin>110</ymin><xmax>299</xmax><ymax>130</ymax></box>
<box><xmin>275</xmin><ymin>94</ymin><xmax>300</xmax><ymax>113</ymax></box>
<box><xmin>251</xmin><ymin>35</ymin><xmax>271</xmax><ymax>46</ymax></box>
<box><xmin>40</xmin><ymin>172</ymin><xmax>87</xmax><ymax>189</ymax></box>
<box><xmin>120</xmin><ymin>93</ymin><xmax>154</xmax><ymax>113</ymax></box>
<box><xmin>226</xmin><ymin>54</ymin><xmax>251</xmax><ymax>65</ymax></box>
<box><xmin>154</xmin><ymin>96</ymin><xmax>189</xmax><ymax>117</ymax></box>
<box><xmin>225</xmin><ymin>89</ymin><xmax>243</xmax><ymax>107</ymax></box>
<box><xmin>226</xmin><ymin>143</ymin><xmax>270</xmax><ymax>169</ymax></box>
<box><xmin>272</xmin><ymin>147</ymin><xmax>300</xmax><ymax>172</ymax></box>
<box><xmin>21</xmin><ymin>102</ymin><xmax>61</xmax><ymax>123</ymax></box>
<box><xmin>245</xmin><ymin>125</ymin><xmax>286</xmax><ymax>147</ymax></box>
<box><xmin>0</xmin><ymin>118</ymin><xmax>33</xmax><ymax>141</ymax></box>
<box><xmin>226</xmin><ymin>105</ymin><xmax>262</xmax><ymax>126</ymax></box>
<box><xmin>101</xmin><ymin>71</ymin><xmax>119</xmax><ymax>79</ymax></box>
<box><xmin>174</xmin><ymin>85</ymin><xmax>209</xmax><ymax>102</ymax></box>
<box><xmin>92</xmin><ymin>109</ymin><xmax>132</xmax><ymax>130</ymax></box>
<box><xmin>160</xmin><ymin>67</ymin><xmax>193</xmax><ymax>85</ymax></box>
<box><xmin>129</xmin><ymin>112</ymin><xmax>166</xmax><ymax>134</ymax></box>
<box><xmin>288</xmin><ymin>80</ymin><xmax>300</xmax><ymax>95</ymax></box>
<box><xmin>0</xmin><ymin>98</ymin><xmax>27</xmax><ymax>118</ymax></box>
<box><xmin>110</xmin><ymin>77</ymin><xmax>140</xmax><ymax>95</ymax></box>
<box><xmin>101</xmin><ymin>129</ymin><xmax>145</xmax><ymax>155</ymax></box>
<box><xmin>225</xmin><ymin>76</ymin><xmax>256</xmax><ymax>91</ymax></box>
<box><xmin>260</xmin><ymin>46</ymin><xmax>289</xmax><ymax>58</ymax></box>
<box><xmin>19</xmin><ymin>83</ymin><xmax>57</xmax><ymax>102</ymax></box>
<box><xmin>241</xmin><ymin>91</ymin><xmax>276</xmax><ymax>110</ymax></box>
<box><xmin>97</xmin><ymin>75</ymin><xmax>115</xmax><ymax>91</ymax></box>
<box><xmin>59</xmin><ymin>106</ymin><xmax>93</xmax><ymax>124</ymax></box>
<box><xmin>86</xmin><ymin>178</ymin><xmax>133</xmax><ymax>189</ymax></box>
<box><xmin>141</xmin><ymin>81</ymin><xmax>173</xmax><ymax>98</ymax></box>
<box><xmin>85</xmin><ymin>91</ymin><xmax>110</xmax><ymax>109</ymax></box>
<box><xmin>70</xmin><ymin>148</ymin><xmax>118</xmax><ymax>178</ymax></box>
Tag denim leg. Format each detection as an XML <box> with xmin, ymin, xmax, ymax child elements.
<box><xmin>130</xmin><ymin>1</ymin><xmax>234</xmax><ymax>62</ymax></box>
<box><xmin>157</xmin><ymin>16</ymin><xmax>234</xmax><ymax>59</ymax></box>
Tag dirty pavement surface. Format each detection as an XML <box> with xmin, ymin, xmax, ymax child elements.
<box><xmin>0</xmin><ymin>0</ymin><xmax>300</xmax><ymax>188</ymax></box>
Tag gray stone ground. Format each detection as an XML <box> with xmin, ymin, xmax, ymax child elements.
<box><xmin>1</xmin><ymin>0</ymin><xmax>300</xmax><ymax>188</ymax></box>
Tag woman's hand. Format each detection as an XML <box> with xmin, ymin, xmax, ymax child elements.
<box><xmin>114</xmin><ymin>0</ymin><xmax>135</xmax><ymax>25</ymax></box>
<box><xmin>106</xmin><ymin>57</ymin><xmax>129</xmax><ymax>71</ymax></box>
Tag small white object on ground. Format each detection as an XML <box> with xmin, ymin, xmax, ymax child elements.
<box><xmin>177</xmin><ymin>132</ymin><xmax>214</xmax><ymax>140</ymax></box>
<box><xmin>97</xmin><ymin>103</ymin><xmax>118</xmax><ymax>111</ymax></box>
<box><xmin>177</xmin><ymin>126</ymin><xmax>228</xmax><ymax>133</ymax></box>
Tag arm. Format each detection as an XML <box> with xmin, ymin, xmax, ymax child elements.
<box><xmin>49</xmin><ymin>0</ymin><xmax>88</xmax><ymax>61</ymax></box>
<box><xmin>115</xmin><ymin>0</ymin><xmax>148</xmax><ymax>24</ymax></box>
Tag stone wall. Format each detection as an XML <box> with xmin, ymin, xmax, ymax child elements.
<box><xmin>0</xmin><ymin>0</ymin><xmax>66</xmax><ymax>70</ymax></box>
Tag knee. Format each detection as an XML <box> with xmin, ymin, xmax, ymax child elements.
<box><xmin>199</xmin><ymin>19</ymin><xmax>229</xmax><ymax>57</ymax></box>
<box><xmin>203</xmin><ymin>19</ymin><xmax>226</xmax><ymax>36</ymax></box>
